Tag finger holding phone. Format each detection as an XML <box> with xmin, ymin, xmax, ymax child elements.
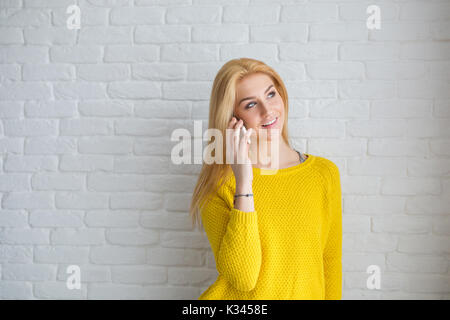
<box><xmin>227</xmin><ymin>115</ymin><xmax>254</xmax><ymax>191</ymax></box>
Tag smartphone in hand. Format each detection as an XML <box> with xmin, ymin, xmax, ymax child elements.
<box><xmin>234</xmin><ymin>115</ymin><xmax>251</xmax><ymax>144</ymax></box>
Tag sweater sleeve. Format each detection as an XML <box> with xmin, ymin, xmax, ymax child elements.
<box><xmin>200</xmin><ymin>189</ymin><xmax>262</xmax><ymax>292</ymax></box>
<box><xmin>323</xmin><ymin>163</ymin><xmax>343</xmax><ymax>300</ymax></box>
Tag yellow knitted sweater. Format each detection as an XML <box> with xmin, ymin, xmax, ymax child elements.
<box><xmin>198</xmin><ymin>153</ymin><xmax>342</xmax><ymax>300</ymax></box>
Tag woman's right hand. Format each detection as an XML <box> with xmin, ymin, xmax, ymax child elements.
<box><xmin>227</xmin><ymin>117</ymin><xmax>253</xmax><ymax>186</ymax></box>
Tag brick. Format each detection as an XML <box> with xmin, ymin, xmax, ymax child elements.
<box><xmin>135</xmin><ymin>25</ymin><xmax>189</xmax><ymax>43</ymax></box>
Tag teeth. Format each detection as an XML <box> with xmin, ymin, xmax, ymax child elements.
<box><xmin>263</xmin><ymin>118</ymin><xmax>276</xmax><ymax>126</ymax></box>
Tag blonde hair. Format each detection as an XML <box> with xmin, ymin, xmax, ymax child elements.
<box><xmin>189</xmin><ymin>57</ymin><xmax>293</xmax><ymax>230</ymax></box>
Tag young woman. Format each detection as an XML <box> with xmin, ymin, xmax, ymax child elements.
<box><xmin>190</xmin><ymin>58</ymin><xmax>342</xmax><ymax>300</ymax></box>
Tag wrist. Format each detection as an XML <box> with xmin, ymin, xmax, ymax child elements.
<box><xmin>236</xmin><ymin>181</ymin><xmax>253</xmax><ymax>194</ymax></box>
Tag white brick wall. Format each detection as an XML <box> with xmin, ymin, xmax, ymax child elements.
<box><xmin>0</xmin><ymin>0</ymin><xmax>449</xmax><ymax>300</ymax></box>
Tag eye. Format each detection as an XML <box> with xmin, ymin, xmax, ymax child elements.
<box><xmin>245</xmin><ymin>91</ymin><xmax>277</xmax><ymax>109</ymax></box>
<box><xmin>245</xmin><ymin>102</ymin><xmax>256</xmax><ymax>109</ymax></box>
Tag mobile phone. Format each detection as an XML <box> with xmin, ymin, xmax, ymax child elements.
<box><xmin>233</xmin><ymin>114</ymin><xmax>251</xmax><ymax>144</ymax></box>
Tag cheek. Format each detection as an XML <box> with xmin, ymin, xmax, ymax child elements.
<box><xmin>273</xmin><ymin>97</ymin><xmax>284</xmax><ymax>113</ymax></box>
<box><xmin>246</xmin><ymin>117</ymin><xmax>259</xmax><ymax>128</ymax></box>
<box><xmin>272</xmin><ymin>95</ymin><xmax>283</xmax><ymax>106</ymax></box>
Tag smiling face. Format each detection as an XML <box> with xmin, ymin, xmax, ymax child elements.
<box><xmin>233</xmin><ymin>72</ymin><xmax>285</xmax><ymax>142</ymax></box>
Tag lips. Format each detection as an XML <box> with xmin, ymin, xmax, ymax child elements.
<box><xmin>261</xmin><ymin>117</ymin><xmax>278</xmax><ymax>128</ymax></box>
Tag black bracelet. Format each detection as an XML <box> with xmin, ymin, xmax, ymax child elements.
<box><xmin>233</xmin><ymin>193</ymin><xmax>253</xmax><ymax>206</ymax></box>
<box><xmin>234</xmin><ymin>193</ymin><xmax>253</xmax><ymax>198</ymax></box>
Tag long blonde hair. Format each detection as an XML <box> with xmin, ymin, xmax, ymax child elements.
<box><xmin>189</xmin><ymin>57</ymin><xmax>293</xmax><ymax>230</ymax></box>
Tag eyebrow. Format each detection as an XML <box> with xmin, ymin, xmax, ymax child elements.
<box><xmin>238</xmin><ymin>84</ymin><xmax>274</xmax><ymax>106</ymax></box>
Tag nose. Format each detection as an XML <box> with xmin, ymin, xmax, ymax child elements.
<box><xmin>259</xmin><ymin>101</ymin><xmax>274</xmax><ymax>118</ymax></box>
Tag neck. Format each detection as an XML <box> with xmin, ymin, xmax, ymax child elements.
<box><xmin>250</xmin><ymin>136</ymin><xmax>293</xmax><ymax>169</ymax></box>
